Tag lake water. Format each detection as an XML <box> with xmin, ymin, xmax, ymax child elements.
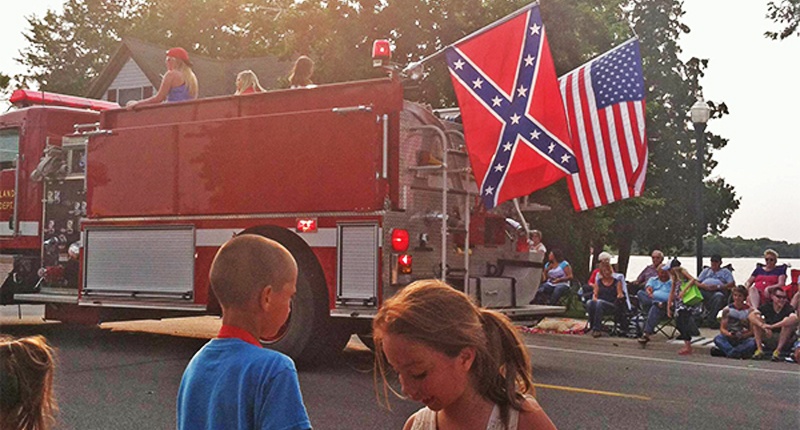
<box><xmin>623</xmin><ymin>255</ymin><xmax>799</xmax><ymax>283</ymax></box>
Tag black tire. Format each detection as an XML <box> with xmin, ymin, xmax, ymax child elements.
<box><xmin>240</xmin><ymin>226</ymin><xmax>351</xmax><ymax>364</ymax></box>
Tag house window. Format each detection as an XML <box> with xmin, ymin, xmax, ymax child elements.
<box><xmin>118</xmin><ymin>88</ymin><xmax>144</xmax><ymax>106</ymax></box>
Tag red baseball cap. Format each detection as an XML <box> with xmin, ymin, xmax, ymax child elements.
<box><xmin>166</xmin><ymin>47</ymin><xmax>192</xmax><ymax>66</ymax></box>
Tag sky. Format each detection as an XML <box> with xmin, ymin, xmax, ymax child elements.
<box><xmin>1</xmin><ymin>1</ymin><xmax>799</xmax><ymax>243</ymax></box>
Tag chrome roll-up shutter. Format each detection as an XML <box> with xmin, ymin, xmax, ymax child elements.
<box><xmin>337</xmin><ymin>223</ymin><xmax>379</xmax><ymax>304</ymax></box>
<box><xmin>83</xmin><ymin>226</ymin><xmax>195</xmax><ymax>298</ymax></box>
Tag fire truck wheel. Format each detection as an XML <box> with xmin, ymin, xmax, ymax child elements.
<box><xmin>240</xmin><ymin>225</ymin><xmax>350</xmax><ymax>364</ymax></box>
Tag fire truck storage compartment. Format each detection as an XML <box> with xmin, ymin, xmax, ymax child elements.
<box><xmin>82</xmin><ymin>226</ymin><xmax>195</xmax><ymax>299</ymax></box>
<box><xmin>466</xmin><ymin>277</ymin><xmax>516</xmax><ymax>309</ymax></box>
<box><xmin>337</xmin><ymin>223</ymin><xmax>379</xmax><ymax>305</ymax></box>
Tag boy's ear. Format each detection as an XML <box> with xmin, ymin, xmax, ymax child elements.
<box><xmin>259</xmin><ymin>285</ymin><xmax>273</xmax><ymax>311</ymax></box>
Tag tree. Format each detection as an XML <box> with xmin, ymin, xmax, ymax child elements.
<box><xmin>766</xmin><ymin>0</ymin><xmax>800</xmax><ymax>40</ymax></box>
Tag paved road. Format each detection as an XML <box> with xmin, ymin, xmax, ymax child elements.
<box><xmin>1</xmin><ymin>305</ymin><xmax>798</xmax><ymax>429</ymax></box>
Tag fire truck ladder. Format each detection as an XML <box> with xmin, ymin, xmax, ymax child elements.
<box><xmin>406</xmin><ymin>126</ymin><xmax>474</xmax><ymax>291</ymax></box>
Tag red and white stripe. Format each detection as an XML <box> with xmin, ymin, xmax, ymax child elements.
<box><xmin>558</xmin><ymin>65</ymin><xmax>647</xmax><ymax>211</ymax></box>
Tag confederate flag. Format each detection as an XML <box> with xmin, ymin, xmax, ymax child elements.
<box><xmin>445</xmin><ymin>3</ymin><xmax>577</xmax><ymax>209</ymax></box>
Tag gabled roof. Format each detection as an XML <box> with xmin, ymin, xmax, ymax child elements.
<box><xmin>86</xmin><ymin>38</ymin><xmax>292</xmax><ymax>99</ymax></box>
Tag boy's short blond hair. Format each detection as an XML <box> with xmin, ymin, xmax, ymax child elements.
<box><xmin>209</xmin><ymin>235</ymin><xmax>297</xmax><ymax>308</ymax></box>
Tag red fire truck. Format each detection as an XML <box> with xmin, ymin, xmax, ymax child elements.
<box><xmin>1</xmin><ymin>79</ymin><xmax>562</xmax><ymax>362</ymax></box>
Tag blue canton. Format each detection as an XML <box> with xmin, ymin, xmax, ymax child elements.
<box><xmin>590</xmin><ymin>41</ymin><xmax>645</xmax><ymax>109</ymax></box>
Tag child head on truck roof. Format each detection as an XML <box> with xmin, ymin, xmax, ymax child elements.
<box><xmin>289</xmin><ymin>56</ymin><xmax>314</xmax><ymax>88</ymax></box>
<box><xmin>209</xmin><ymin>234</ymin><xmax>297</xmax><ymax>340</ymax></box>
<box><xmin>235</xmin><ymin>70</ymin><xmax>265</xmax><ymax>95</ymax></box>
<box><xmin>0</xmin><ymin>335</ymin><xmax>57</xmax><ymax>430</ymax></box>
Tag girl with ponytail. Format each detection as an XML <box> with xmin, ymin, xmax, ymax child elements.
<box><xmin>373</xmin><ymin>279</ymin><xmax>555</xmax><ymax>430</ymax></box>
<box><xmin>0</xmin><ymin>335</ymin><xmax>57</xmax><ymax>430</ymax></box>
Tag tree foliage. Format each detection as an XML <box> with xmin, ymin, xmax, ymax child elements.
<box><xmin>765</xmin><ymin>0</ymin><xmax>800</xmax><ymax>40</ymax></box>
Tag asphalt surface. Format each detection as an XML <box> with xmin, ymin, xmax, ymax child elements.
<box><xmin>1</xmin><ymin>305</ymin><xmax>798</xmax><ymax>430</ymax></box>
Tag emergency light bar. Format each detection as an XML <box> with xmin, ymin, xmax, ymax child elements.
<box><xmin>9</xmin><ymin>89</ymin><xmax>120</xmax><ymax>112</ymax></box>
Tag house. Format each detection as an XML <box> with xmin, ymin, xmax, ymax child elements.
<box><xmin>86</xmin><ymin>38</ymin><xmax>293</xmax><ymax>106</ymax></box>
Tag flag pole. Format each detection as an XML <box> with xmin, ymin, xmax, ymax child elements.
<box><xmin>512</xmin><ymin>198</ymin><xmax>531</xmax><ymax>237</ymax></box>
<box><xmin>402</xmin><ymin>1</ymin><xmax>540</xmax><ymax>74</ymax></box>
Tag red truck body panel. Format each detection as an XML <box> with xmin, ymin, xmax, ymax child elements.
<box><xmin>89</xmin><ymin>79</ymin><xmax>403</xmax><ymax>217</ymax></box>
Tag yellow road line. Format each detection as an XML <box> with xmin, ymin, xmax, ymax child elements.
<box><xmin>533</xmin><ymin>383</ymin><xmax>651</xmax><ymax>401</ymax></box>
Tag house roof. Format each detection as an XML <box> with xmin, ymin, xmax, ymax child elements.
<box><xmin>86</xmin><ymin>38</ymin><xmax>292</xmax><ymax>99</ymax></box>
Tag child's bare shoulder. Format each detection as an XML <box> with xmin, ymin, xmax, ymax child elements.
<box><xmin>517</xmin><ymin>397</ymin><xmax>557</xmax><ymax>429</ymax></box>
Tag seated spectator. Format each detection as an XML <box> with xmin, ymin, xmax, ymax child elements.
<box><xmin>0</xmin><ymin>335</ymin><xmax>57</xmax><ymax>430</ymax></box>
<box><xmin>532</xmin><ymin>249</ymin><xmax>573</xmax><ymax>306</ymax></box>
<box><xmin>712</xmin><ymin>285</ymin><xmax>755</xmax><ymax>359</ymax></box>
<box><xmin>586</xmin><ymin>263</ymin><xmax>624</xmax><ymax>337</ymax></box>
<box><xmin>670</xmin><ymin>258</ymin><xmax>702</xmax><ymax>355</ymax></box>
<box><xmin>637</xmin><ymin>264</ymin><xmax>673</xmax><ymax>345</ymax></box>
<box><xmin>584</xmin><ymin>251</ymin><xmax>612</xmax><ymax>303</ymax></box>
<box><xmin>744</xmin><ymin>249</ymin><xmax>787</xmax><ymax>309</ymax></box>
<box><xmin>749</xmin><ymin>288</ymin><xmax>798</xmax><ymax>361</ymax></box>
<box><xmin>696</xmin><ymin>254</ymin><xmax>736</xmax><ymax>328</ymax></box>
<box><xmin>128</xmin><ymin>47</ymin><xmax>198</xmax><ymax>108</ymax></box>
<box><xmin>630</xmin><ymin>249</ymin><xmax>664</xmax><ymax>293</ymax></box>
<box><xmin>235</xmin><ymin>70</ymin><xmax>265</xmax><ymax>95</ymax></box>
<box><xmin>528</xmin><ymin>229</ymin><xmax>547</xmax><ymax>255</ymax></box>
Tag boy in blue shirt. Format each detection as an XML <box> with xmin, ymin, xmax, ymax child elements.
<box><xmin>177</xmin><ymin>235</ymin><xmax>311</xmax><ymax>430</ymax></box>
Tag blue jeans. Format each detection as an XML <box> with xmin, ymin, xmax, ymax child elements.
<box><xmin>713</xmin><ymin>334</ymin><xmax>756</xmax><ymax>358</ymax></box>
<box><xmin>538</xmin><ymin>282</ymin><xmax>571</xmax><ymax>305</ymax></box>
<box><xmin>587</xmin><ymin>299</ymin><xmax>616</xmax><ymax>331</ymax></box>
<box><xmin>701</xmin><ymin>289</ymin><xmax>726</xmax><ymax>323</ymax></box>
<box><xmin>637</xmin><ymin>290</ymin><xmax>666</xmax><ymax>335</ymax></box>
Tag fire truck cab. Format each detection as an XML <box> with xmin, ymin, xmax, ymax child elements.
<box><xmin>1</xmin><ymin>79</ymin><xmax>563</xmax><ymax>363</ymax></box>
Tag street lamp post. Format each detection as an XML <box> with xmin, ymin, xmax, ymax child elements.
<box><xmin>690</xmin><ymin>95</ymin><xmax>711</xmax><ymax>276</ymax></box>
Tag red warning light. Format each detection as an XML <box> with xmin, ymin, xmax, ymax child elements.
<box><xmin>296</xmin><ymin>218</ymin><xmax>318</xmax><ymax>233</ymax></box>
<box><xmin>391</xmin><ymin>229</ymin><xmax>410</xmax><ymax>252</ymax></box>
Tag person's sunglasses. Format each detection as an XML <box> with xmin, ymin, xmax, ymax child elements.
<box><xmin>774</xmin><ymin>295</ymin><xmax>787</xmax><ymax>300</ymax></box>
<box><xmin>765</xmin><ymin>257</ymin><xmax>776</xmax><ymax>262</ymax></box>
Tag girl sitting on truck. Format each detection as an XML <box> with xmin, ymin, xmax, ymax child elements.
<box><xmin>128</xmin><ymin>47</ymin><xmax>198</xmax><ymax>108</ymax></box>
<box><xmin>373</xmin><ymin>279</ymin><xmax>556</xmax><ymax>430</ymax></box>
<box><xmin>234</xmin><ymin>70</ymin><xmax>265</xmax><ymax>95</ymax></box>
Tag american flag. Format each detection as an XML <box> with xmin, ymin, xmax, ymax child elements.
<box><xmin>445</xmin><ymin>3</ymin><xmax>577</xmax><ymax>209</ymax></box>
<box><xmin>559</xmin><ymin>38</ymin><xmax>647</xmax><ymax>211</ymax></box>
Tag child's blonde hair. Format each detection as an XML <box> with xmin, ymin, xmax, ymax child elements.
<box><xmin>174</xmin><ymin>58</ymin><xmax>199</xmax><ymax>99</ymax></box>
<box><xmin>235</xmin><ymin>70</ymin><xmax>265</xmax><ymax>95</ymax></box>
<box><xmin>0</xmin><ymin>335</ymin><xmax>57</xmax><ymax>430</ymax></box>
<box><xmin>372</xmin><ymin>279</ymin><xmax>534</xmax><ymax>427</ymax></box>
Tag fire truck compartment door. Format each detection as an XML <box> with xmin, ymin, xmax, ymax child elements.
<box><xmin>337</xmin><ymin>223</ymin><xmax>379</xmax><ymax>304</ymax></box>
<box><xmin>82</xmin><ymin>226</ymin><xmax>194</xmax><ymax>298</ymax></box>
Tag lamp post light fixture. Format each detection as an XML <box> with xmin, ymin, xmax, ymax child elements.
<box><xmin>690</xmin><ymin>95</ymin><xmax>711</xmax><ymax>276</ymax></box>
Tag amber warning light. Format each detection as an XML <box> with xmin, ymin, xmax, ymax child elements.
<box><xmin>398</xmin><ymin>254</ymin><xmax>412</xmax><ymax>274</ymax></box>
<box><xmin>296</xmin><ymin>218</ymin><xmax>318</xmax><ymax>233</ymax></box>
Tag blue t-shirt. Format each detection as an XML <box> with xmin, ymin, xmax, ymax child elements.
<box><xmin>645</xmin><ymin>276</ymin><xmax>672</xmax><ymax>302</ymax></box>
<box><xmin>177</xmin><ymin>338</ymin><xmax>311</xmax><ymax>430</ymax></box>
<box><xmin>698</xmin><ymin>267</ymin><xmax>734</xmax><ymax>287</ymax></box>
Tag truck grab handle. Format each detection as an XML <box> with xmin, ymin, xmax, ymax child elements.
<box><xmin>331</xmin><ymin>105</ymin><xmax>373</xmax><ymax>114</ymax></box>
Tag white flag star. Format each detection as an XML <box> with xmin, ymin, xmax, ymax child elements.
<box><xmin>524</xmin><ymin>54</ymin><xmax>535</xmax><ymax>66</ymax></box>
<box><xmin>548</xmin><ymin>143</ymin><xmax>555</xmax><ymax>153</ymax></box>
<box><xmin>529</xmin><ymin>130</ymin><xmax>541</xmax><ymax>140</ymax></box>
<box><xmin>561</xmin><ymin>154</ymin><xmax>571</xmax><ymax>164</ymax></box>
<box><xmin>453</xmin><ymin>59</ymin><xmax>465</xmax><ymax>70</ymax></box>
<box><xmin>509</xmin><ymin>113</ymin><xmax>521</xmax><ymax>124</ymax></box>
<box><xmin>484</xmin><ymin>186</ymin><xmax>494</xmax><ymax>195</ymax></box>
<box><xmin>491</xmin><ymin>96</ymin><xmax>502</xmax><ymax>107</ymax></box>
<box><xmin>472</xmin><ymin>77</ymin><xmax>484</xmax><ymax>89</ymax></box>
<box><xmin>529</xmin><ymin>23</ymin><xmax>541</xmax><ymax>35</ymax></box>
<box><xmin>494</xmin><ymin>164</ymin><xmax>505</xmax><ymax>172</ymax></box>
<box><xmin>516</xmin><ymin>85</ymin><xmax>528</xmax><ymax>97</ymax></box>
<box><xmin>503</xmin><ymin>142</ymin><xmax>513</xmax><ymax>152</ymax></box>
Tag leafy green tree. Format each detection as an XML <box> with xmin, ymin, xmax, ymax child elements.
<box><xmin>766</xmin><ymin>0</ymin><xmax>800</xmax><ymax>40</ymax></box>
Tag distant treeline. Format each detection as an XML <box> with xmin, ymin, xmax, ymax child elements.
<box><xmin>702</xmin><ymin>236</ymin><xmax>800</xmax><ymax>258</ymax></box>
<box><xmin>632</xmin><ymin>236</ymin><xmax>800</xmax><ymax>258</ymax></box>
